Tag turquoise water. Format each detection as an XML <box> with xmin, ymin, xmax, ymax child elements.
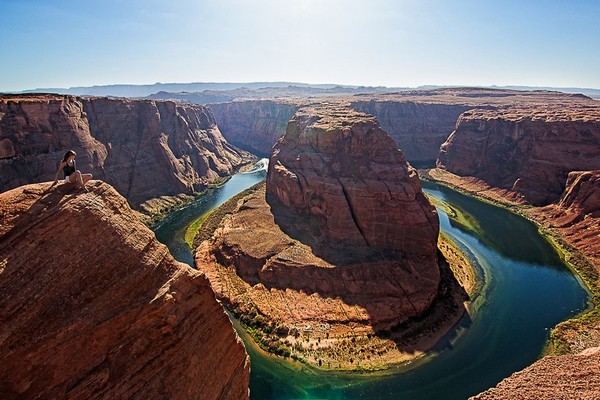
<box><xmin>154</xmin><ymin>168</ymin><xmax>588</xmax><ymax>400</ymax></box>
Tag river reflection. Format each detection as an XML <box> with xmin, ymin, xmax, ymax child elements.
<box><xmin>153</xmin><ymin>169</ymin><xmax>588</xmax><ymax>400</ymax></box>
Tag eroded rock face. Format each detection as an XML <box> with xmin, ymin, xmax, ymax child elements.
<box><xmin>537</xmin><ymin>170</ymin><xmax>600</xmax><ymax>279</ymax></box>
<box><xmin>208</xmin><ymin>100</ymin><xmax>298</xmax><ymax>157</ymax></box>
<box><xmin>472</xmin><ymin>347</ymin><xmax>600</xmax><ymax>400</ymax></box>
<box><xmin>437</xmin><ymin>109</ymin><xmax>600</xmax><ymax>205</ymax></box>
<box><xmin>0</xmin><ymin>181</ymin><xmax>249</xmax><ymax>399</ymax></box>
<box><xmin>267</xmin><ymin>105</ymin><xmax>439</xmax><ymax>257</ymax></box>
<box><xmin>351</xmin><ymin>100</ymin><xmax>470</xmax><ymax>164</ymax></box>
<box><xmin>196</xmin><ymin>106</ymin><xmax>450</xmax><ymax>369</ymax></box>
<box><xmin>0</xmin><ymin>94</ymin><xmax>251</xmax><ymax>207</ymax></box>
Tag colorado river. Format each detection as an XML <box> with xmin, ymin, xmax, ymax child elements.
<box><xmin>153</xmin><ymin>163</ymin><xmax>588</xmax><ymax>400</ymax></box>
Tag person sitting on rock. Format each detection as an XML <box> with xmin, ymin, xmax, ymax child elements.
<box><xmin>52</xmin><ymin>150</ymin><xmax>92</xmax><ymax>191</ymax></box>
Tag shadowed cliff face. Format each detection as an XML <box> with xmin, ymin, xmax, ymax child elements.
<box><xmin>267</xmin><ymin>105</ymin><xmax>439</xmax><ymax>257</ymax></box>
<box><xmin>437</xmin><ymin>109</ymin><xmax>600</xmax><ymax>206</ymax></box>
<box><xmin>350</xmin><ymin>100</ymin><xmax>470</xmax><ymax>165</ymax></box>
<box><xmin>0</xmin><ymin>181</ymin><xmax>249</xmax><ymax>399</ymax></box>
<box><xmin>0</xmin><ymin>94</ymin><xmax>252</xmax><ymax>207</ymax></box>
<box><xmin>195</xmin><ymin>106</ymin><xmax>457</xmax><ymax>369</ymax></box>
<box><xmin>208</xmin><ymin>100</ymin><xmax>298</xmax><ymax>157</ymax></box>
<box><xmin>536</xmin><ymin>170</ymin><xmax>600</xmax><ymax>274</ymax></box>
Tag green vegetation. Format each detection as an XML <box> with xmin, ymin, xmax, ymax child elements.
<box><xmin>543</xmin><ymin>231</ymin><xmax>599</xmax><ymax>355</ymax></box>
<box><xmin>424</xmin><ymin>175</ymin><xmax>599</xmax><ymax>357</ymax></box>
<box><xmin>188</xmin><ymin>182</ymin><xmax>264</xmax><ymax>250</ymax></box>
<box><xmin>184</xmin><ymin>210</ymin><xmax>214</xmax><ymax>248</ymax></box>
<box><xmin>428</xmin><ymin>195</ymin><xmax>483</xmax><ymax>237</ymax></box>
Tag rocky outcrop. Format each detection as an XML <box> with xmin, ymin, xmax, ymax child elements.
<box><xmin>351</xmin><ymin>100</ymin><xmax>470</xmax><ymax>164</ymax></box>
<box><xmin>437</xmin><ymin>108</ymin><xmax>600</xmax><ymax>205</ymax></box>
<box><xmin>537</xmin><ymin>170</ymin><xmax>600</xmax><ymax>284</ymax></box>
<box><xmin>0</xmin><ymin>94</ymin><xmax>252</xmax><ymax>207</ymax></box>
<box><xmin>472</xmin><ymin>347</ymin><xmax>600</xmax><ymax>400</ymax></box>
<box><xmin>0</xmin><ymin>181</ymin><xmax>249</xmax><ymax>399</ymax></box>
<box><xmin>267</xmin><ymin>105</ymin><xmax>439</xmax><ymax>257</ymax></box>
<box><xmin>208</xmin><ymin>100</ymin><xmax>298</xmax><ymax>157</ymax></box>
<box><xmin>195</xmin><ymin>106</ymin><xmax>456</xmax><ymax>370</ymax></box>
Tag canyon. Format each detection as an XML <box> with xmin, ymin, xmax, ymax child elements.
<box><xmin>0</xmin><ymin>181</ymin><xmax>249</xmax><ymax>399</ymax></box>
<box><xmin>1</xmin><ymin>87</ymin><xmax>599</xmax><ymax>397</ymax></box>
<box><xmin>195</xmin><ymin>104</ymin><xmax>470</xmax><ymax>369</ymax></box>
<box><xmin>429</xmin><ymin>99</ymin><xmax>600</xmax><ymax>399</ymax></box>
<box><xmin>0</xmin><ymin>94</ymin><xmax>252</xmax><ymax>208</ymax></box>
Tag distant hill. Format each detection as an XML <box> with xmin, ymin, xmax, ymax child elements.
<box><xmin>147</xmin><ymin>85</ymin><xmax>400</xmax><ymax>103</ymax></box>
<box><xmin>6</xmin><ymin>82</ymin><xmax>599</xmax><ymax>100</ymax></box>
<box><xmin>14</xmin><ymin>82</ymin><xmax>397</xmax><ymax>98</ymax></box>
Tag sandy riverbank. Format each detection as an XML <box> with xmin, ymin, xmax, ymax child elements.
<box><xmin>193</xmin><ymin>183</ymin><xmax>481</xmax><ymax>371</ymax></box>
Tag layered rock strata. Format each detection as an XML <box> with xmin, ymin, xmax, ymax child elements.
<box><xmin>437</xmin><ymin>108</ymin><xmax>600</xmax><ymax>205</ymax></box>
<box><xmin>196</xmin><ymin>106</ymin><xmax>459</xmax><ymax>369</ymax></box>
<box><xmin>0</xmin><ymin>94</ymin><xmax>251</xmax><ymax>207</ymax></box>
<box><xmin>472</xmin><ymin>347</ymin><xmax>600</xmax><ymax>400</ymax></box>
<box><xmin>350</xmin><ymin>100</ymin><xmax>470</xmax><ymax>163</ymax></box>
<box><xmin>267</xmin><ymin>105</ymin><xmax>439</xmax><ymax>257</ymax></box>
<box><xmin>0</xmin><ymin>181</ymin><xmax>249</xmax><ymax>399</ymax></box>
<box><xmin>208</xmin><ymin>100</ymin><xmax>298</xmax><ymax>157</ymax></box>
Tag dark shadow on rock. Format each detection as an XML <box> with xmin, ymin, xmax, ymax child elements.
<box><xmin>211</xmin><ymin>186</ymin><xmax>470</xmax><ymax>358</ymax></box>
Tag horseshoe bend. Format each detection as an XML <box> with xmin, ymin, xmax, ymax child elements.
<box><xmin>195</xmin><ymin>104</ymin><xmax>472</xmax><ymax>369</ymax></box>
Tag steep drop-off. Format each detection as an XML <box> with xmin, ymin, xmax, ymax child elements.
<box><xmin>195</xmin><ymin>106</ymin><xmax>466</xmax><ymax>370</ymax></box>
<box><xmin>267</xmin><ymin>105</ymin><xmax>439</xmax><ymax>257</ymax></box>
<box><xmin>350</xmin><ymin>100</ymin><xmax>470</xmax><ymax>164</ymax></box>
<box><xmin>208</xmin><ymin>100</ymin><xmax>298</xmax><ymax>157</ymax></box>
<box><xmin>472</xmin><ymin>347</ymin><xmax>600</xmax><ymax>400</ymax></box>
<box><xmin>437</xmin><ymin>108</ymin><xmax>600</xmax><ymax>205</ymax></box>
<box><xmin>0</xmin><ymin>94</ymin><xmax>252</xmax><ymax>207</ymax></box>
<box><xmin>0</xmin><ymin>181</ymin><xmax>249</xmax><ymax>399</ymax></box>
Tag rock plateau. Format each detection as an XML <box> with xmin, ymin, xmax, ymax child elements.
<box><xmin>0</xmin><ymin>181</ymin><xmax>249</xmax><ymax>399</ymax></box>
<box><xmin>195</xmin><ymin>105</ymin><xmax>468</xmax><ymax>369</ymax></box>
<box><xmin>0</xmin><ymin>94</ymin><xmax>252</xmax><ymax>207</ymax></box>
<box><xmin>437</xmin><ymin>107</ymin><xmax>600</xmax><ymax>205</ymax></box>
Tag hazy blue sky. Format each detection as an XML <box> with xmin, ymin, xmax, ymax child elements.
<box><xmin>1</xmin><ymin>0</ymin><xmax>599</xmax><ymax>91</ymax></box>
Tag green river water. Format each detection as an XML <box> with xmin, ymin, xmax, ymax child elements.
<box><xmin>153</xmin><ymin>162</ymin><xmax>588</xmax><ymax>400</ymax></box>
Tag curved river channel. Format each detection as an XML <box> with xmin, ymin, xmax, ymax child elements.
<box><xmin>153</xmin><ymin>162</ymin><xmax>588</xmax><ymax>400</ymax></box>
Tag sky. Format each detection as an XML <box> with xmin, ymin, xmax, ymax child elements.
<box><xmin>1</xmin><ymin>0</ymin><xmax>599</xmax><ymax>92</ymax></box>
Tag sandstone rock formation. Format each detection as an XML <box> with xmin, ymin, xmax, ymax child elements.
<box><xmin>195</xmin><ymin>106</ymin><xmax>463</xmax><ymax>370</ymax></box>
<box><xmin>0</xmin><ymin>94</ymin><xmax>252</xmax><ymax>207</ymax></box>
<box><xmin>267</xmin><ymin>105</ymin><xmax>439</xmax><ymax>258</ymax></box>
<box><xmin>437</xmin><ymin>108</ymin><xmax>600</xmax><ymax>205</ymax></box>
<box><xmin>472</xmin><ymin>347</ymin><xmax>600</xmax><ymax>400</ymax></box>
<box><xmin>350</xmin><ymin>100</ymin><xmax>470</xmax><ymax>164</ymax></box>
<box><xmin>208</xmin><ymin>100</ymin><xmax>298</xmax><ymax>157</ymax></box>
<box><xmin>0</xmin><ymin>181</ymin><xmax>249</xmax><ymax>399</ymax></box>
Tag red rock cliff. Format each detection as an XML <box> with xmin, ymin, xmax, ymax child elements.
<box><xmin>0</xmin><ymin>94</ymin><xmax>251</xmax><ymax>207</ymax></box>
<box><xmin>208</xmin><ymin>100</ymin><xmax>298</xmax><ymax>157</ymax></box>
<box><xmin>350</xmin><ymin>100</ymin><xmax>470</xmax><ymax>164</ymax></box>
<box><xmin>437</xmin><ymin>108</ymin><xmax>600</xmax><ymax>205</ymax></box>
<box><xmin>195</xmin><ymin>105</ymin><xmax>456</xmax><ymax>369</ymax></box>
<box><xmin>0</xmin><ymin>181</ymin><xmax>249</xmax><ymax>399</ymax></box>
<box><xmin>267</xmin><ymin>105</ymin><xmax>439</xmax><ymax>257</ymax></box>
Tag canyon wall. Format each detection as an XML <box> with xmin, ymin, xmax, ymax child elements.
<box><xmin>0</xmin><ymin>94</ymin><xmax>251</xmax><ymax>207</ymax></box>
<box><xmin>437</xmin><ymin>109</ymin><xmax>600</xmax><ymax>205</ymax></box>
<box><xmin>472</xmin><ymin>347</ymin><xmax>600</xmax><ymax>400</ymax></box>
<box><xmin>208</xmin><ymin>100</ymin><xmax>298</xmax><ymax>157</ymax></box>
<box><xmin>350</xmin><ymin>100</ymin><xmax>470</xmax><ymax>164</ymax></box>
<box><xmin>267</xmin><ymin>105</ymin><xmax>439</xmax><ymax>257</ymax></box>
<box><xmin>0</xmin><ymin>181</ymin><xmax>249</xmax><ymax>399</ymax></box>
<box><xmin>195</xmin><ymin>105</ymin><xmax>454</xmax><ymax>369</ymax></box>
